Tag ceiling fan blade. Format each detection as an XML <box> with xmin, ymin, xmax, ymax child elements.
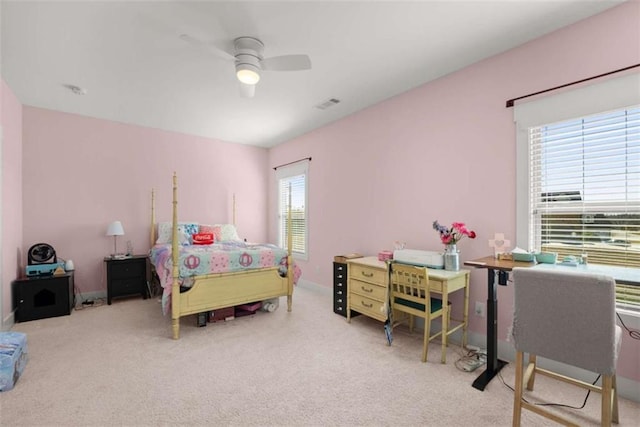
<box><xmin>179</xmin><ymin>34</ymin><xmax>235</xmax><ymax>61</ymax></box>
<box><xmin>239</xmin><ymin>82</ymin><xmax>256</xmax><ymax>98</ymax></box>
<box><xmin>261</xmin><ymin>54</ymin><xmax>311</xmax><ymax>71</ymax></box>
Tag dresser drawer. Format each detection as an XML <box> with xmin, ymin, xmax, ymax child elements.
<box><xmin>350</xmin><ymin>278</ymin><xmax>386</xmax><ymax>301</ymax></box>
<box><xmin>334</xmin><ymin>304</ymin><xmax>347</xmax><ymax>315</ymax></box>
<box><xmin>350</xmin><ymin>293</ymin><xmax>387</xmax><ymax>321</ymax></box>
<box><xmin>111</xmin><ymin>278</ymin><xmax>144</xmax><ymax>295</ymax></box>
<box><xmin>349</xmin><ymin>264</ymin><xmax>386</xmax><ymax>285</ymax></box>
<box><xmin>333</xmin><ymin>262</ymin><xmax>347</xmax><ymax>278</ymax></box>
<box><xmin>109</xmin><ymin>261</ymin><xmax>145</xmax><ymax>279</ymax></box>
<box><xmin>428</xmin><ymin>275</ymin><xmax>467</xmax><ymax>294</ymax></box>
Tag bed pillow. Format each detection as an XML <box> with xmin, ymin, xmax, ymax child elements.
<box><xmin>156</xmin><ymin>222</ymin><xmax>199</xmax><ymax>245</ymax></box>
<box><xmin>199</xmin><ymin>224</ymin><xmax>215</xmax><ymax>235</ymax></box>
<box><xmin>199</xmin><ymin>224</ymin><xmax>242</xmax><ymax>242</ymax></box>
<box><xmin>199</xmin><ymin>224</ymin><xmax>241</xmax><ymax>242</ymax></box>
<box><xmin>214</xmin><ymin>224</ymin><xmax>241</xmax><ymax>242</ymax></box>
<box><xmin>192</xmin><ymin>232</ymin><xmax>214</xmax><ymax>245</ymax></box>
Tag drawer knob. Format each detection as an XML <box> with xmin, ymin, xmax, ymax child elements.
<box><xmin>361</xmin><ymin>301</ymin><xmax>373</xmax><ymax>308</ymax></box>
<box><xmin>361</xmin><ymin>286</ymin><xmax>373</xmax><ymax>293</ymax></box>
<box><xmin>337</xmin><ymin>290</ymin><xmax>343</xmax><ymax>295</ymax></box>
<box><xmin>361</xmin><ymin>271</ymin><xmax>374</xmax><ymax>278</ymax></box>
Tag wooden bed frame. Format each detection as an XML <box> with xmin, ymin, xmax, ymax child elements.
<box><xmin>150</xmin><ymin>173</ymin><xmax>294</xmax><ymax>339</ymax></box>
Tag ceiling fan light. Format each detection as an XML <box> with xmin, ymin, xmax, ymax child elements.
<box><xmin>236</xmin><ymin>67</ymin><xmax>260</xmax><ymax>85</ymax></box>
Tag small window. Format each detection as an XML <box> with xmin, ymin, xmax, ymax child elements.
<box><xmin>276</xmin><ymin>160</ymin><xmax>309</xmax><ymax>259</ymax></box>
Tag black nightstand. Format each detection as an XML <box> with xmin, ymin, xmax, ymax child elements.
<box><xmin>13</xmin><ymin>272</ymin><xmax>75</xmax><ymax>322</ymax></box>
<box><xmin>104</xmin><ymin>255</ymin><xmax>149</xmax><ymax>305</ymax></box>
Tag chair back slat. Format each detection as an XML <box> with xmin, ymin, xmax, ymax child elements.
<box><xmin>392</xmin><ymin>265</ymin><xmax>427</xmax><ymax>294</ymax></box>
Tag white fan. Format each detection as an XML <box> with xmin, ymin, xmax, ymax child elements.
<box><xmin>180</xmin><ymin>35</ymin><xmax>311</xmax><ymax>98</ymax></box>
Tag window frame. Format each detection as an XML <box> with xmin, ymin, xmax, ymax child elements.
<box><xmin>516</xmin><ymin>73</ymin><xmax>640</xmax><ymax>249</ymax></box>
<box><xmin>528</xmin><ymin>107</ymin><xmax>640</xmax><ymax>265</ymax></box>
<box><xmin>275</xmin><ymin>160</ymin><xmax>309</xmax><ymax>261</ymax></box>
<box><xmin>515</xmin><ymin>73</ymin><xmax>640</xmax><ymax>314</ymax></box>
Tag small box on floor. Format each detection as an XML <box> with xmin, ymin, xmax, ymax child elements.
<box><xmin>235</xmin><ymin>301</ymin><xmax>262</xmax><ymax>317</ymax></box>
<box><xmin>208</xmin><ymin>307</ymin><xmax>235</xmax><ymax>322</ymax></box>
<box><xmin>0</xmin><ymin>332</ymin><xmax>28</xmax><ymax>392</ymax></box>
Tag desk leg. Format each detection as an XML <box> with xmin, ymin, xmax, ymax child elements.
<box><xmin>472</xmin><ymin>268</ymin><xmax>508</xmax><ymax>391</ymax></box>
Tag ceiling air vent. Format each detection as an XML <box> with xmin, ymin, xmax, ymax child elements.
<box><xmin>62</xmin><ymin>84</ymin><xmax>87</xmax><ymax>95</ymax></box>
<box><xmin>315</xmin><ymin>98</ymin><xmax>340</xmax><ymax>110</ymax></box>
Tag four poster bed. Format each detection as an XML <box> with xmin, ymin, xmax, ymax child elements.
<box><xmin>149</xmin><ymin>173</ymin><xmax>297</xmax><ymax>339</ymax></box>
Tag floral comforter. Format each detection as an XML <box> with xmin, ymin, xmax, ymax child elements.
<box><xmin>149</xmin><ymin>241</ymin><xmax>301</xmax><ymax>314</ymax></box>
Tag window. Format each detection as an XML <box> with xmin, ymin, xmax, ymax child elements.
<box><xmin>515</xmin><ymin>73</ymin><xmax>640</xmax><ymax>313</ymax></box>
<box><xmin>276</xmin><ymin>160</ymin><xmax>308</xmax><ymax>259</ymax></box>
<box><xmin>528</xmin><ymin>106</ymin><xmax>640</xmax><ymax>266</ymax></box>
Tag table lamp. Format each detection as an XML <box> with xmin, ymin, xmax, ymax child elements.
<box><xmin>106</xmin><ymin>221</ymin><xmax>125</xmax><ymax>258</ymax></box>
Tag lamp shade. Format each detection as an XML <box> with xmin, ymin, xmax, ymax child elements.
<box><xmin>106</xmin><ymin>221</ymin><xmax>125</xmax><ymax>236</ymax></box>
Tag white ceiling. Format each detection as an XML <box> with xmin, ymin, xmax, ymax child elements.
<box><xmin>1</xmin><ymin>1</ymin><xmax>624</xmax><ymax>148</ymax></box>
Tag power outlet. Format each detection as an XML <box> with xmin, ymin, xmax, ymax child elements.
<box><xmin>475</xmin><ymin>301</ymin><xmax>485</xmax><ymax>317</ymax></box>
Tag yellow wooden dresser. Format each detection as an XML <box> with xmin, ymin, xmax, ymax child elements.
<box><xmin>346</xmin><ymin>256</ymin><xmax>389</xmax><ymax>322</ymax></box>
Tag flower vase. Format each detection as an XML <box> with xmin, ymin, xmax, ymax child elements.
<box><xmin>444</xmin><ymin>244</ymin><xmax>460</xmax><ymax>271</ymax></box>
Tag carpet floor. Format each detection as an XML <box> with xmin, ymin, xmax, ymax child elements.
<box><xmin>1</xmin><ymin>282</ymin><xmax>638</xmax><ymax>426</ymax></box>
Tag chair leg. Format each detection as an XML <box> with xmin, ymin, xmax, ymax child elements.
<box><xmin>422</xmin><ymin>320</ymin><xmax>428</xmax><ymax>363</ymax></box>
<box><xmin>602</xmin><ymin>375</ymin><xmax>612</xmax><ymax>427</ymax></box>
<box><xmin>513</xmin><ymin>351</ymin><xmax>524</xmax><ymax>427</ymax></box>
<box><xmin>422</xmin><ymin>315</ymin><xmax>431</xmax><ymax>363</ymax></box>
<box><xmin>526</xmin><ymin>354</ymin><xmax>537</xmax><ymax>391</ymax></box>
<box><xmin>612</xmin><ymin>374</ymin><xmax>619</xmax><ymax>424</ymax></box>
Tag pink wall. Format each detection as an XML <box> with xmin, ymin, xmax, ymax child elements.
<box><xmin>22</xmin><ymin>107</ymin><xmax>269</xmax><ymax>299</ymax></box>
<box><xmin>269</xmin><ymin>2</ymin><xmax>640</xmax><ymax>381</ymax></box>
<box><xmin>1</xmin><ymin>79</ymin><xmax>24</xmax><ymax>324</ymax></box>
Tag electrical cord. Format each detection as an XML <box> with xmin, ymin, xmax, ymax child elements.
<box><xmin>75</xmin><ymin>296</ymin><xmax>106</xmax><ymax>310</ymax></box>
<box><xmin>616</xmin><ymin>312</ymin><xmax>640</xmax><ymax>340</ymax></box>
<box><xmin>498</xmin><ymin>370</ymin><xmax>599</xmax><ymax>410</ymax></box>
<box><xmin>454</xmin><ymin>347</ymin><xmax>487</xmax><ymax>372</ymax></box>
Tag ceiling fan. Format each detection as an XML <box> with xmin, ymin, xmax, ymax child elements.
<box><xmin>180</xmin><ymin>35</ymin><xmax>312</xmax><ymax>98</ymax></box>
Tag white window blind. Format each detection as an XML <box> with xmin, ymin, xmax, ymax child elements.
<box><xmin>276</xmin><ymin>160</ymin><xmax>308</xmax><ymax>258</ymax></box>
<box><xmin>528</xmin><ymin>105</ymin><xmax>640</xmax><ymax>264</ymax></box>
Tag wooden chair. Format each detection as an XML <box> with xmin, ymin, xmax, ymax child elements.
<box><xmin>511</xmin><ymin>268</ymin><xmax>621</xmax><ymax>427</ymax></box>
<box><xmin>390</xmin><ymin>263</ymin><xmax>451</xmax><ymax>363</ymax></box>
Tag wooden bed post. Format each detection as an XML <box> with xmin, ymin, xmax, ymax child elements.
<box><xmin>287</xmin><ymin>183</ymin><xmax>293</xmax><ymax>312</ymax></box>
<box><xmin>150</xmin><ymin>188</ymin><xmax>156</xmax><ymax>247</ymax></box>
<box><xmin>171</xmin><ymin>173</ymin><xmax>180</xmax><ymax>339</ymax></box>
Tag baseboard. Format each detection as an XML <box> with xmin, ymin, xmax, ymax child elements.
<box><xmin>1</xmin><ymin>310</ymin><xmax>16</xmax><ymax>331</ymax></box>
<box><xmin>297</xmin><ymin>279</ymin><xmax>331</xmax><ymax>294</ymax></box>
